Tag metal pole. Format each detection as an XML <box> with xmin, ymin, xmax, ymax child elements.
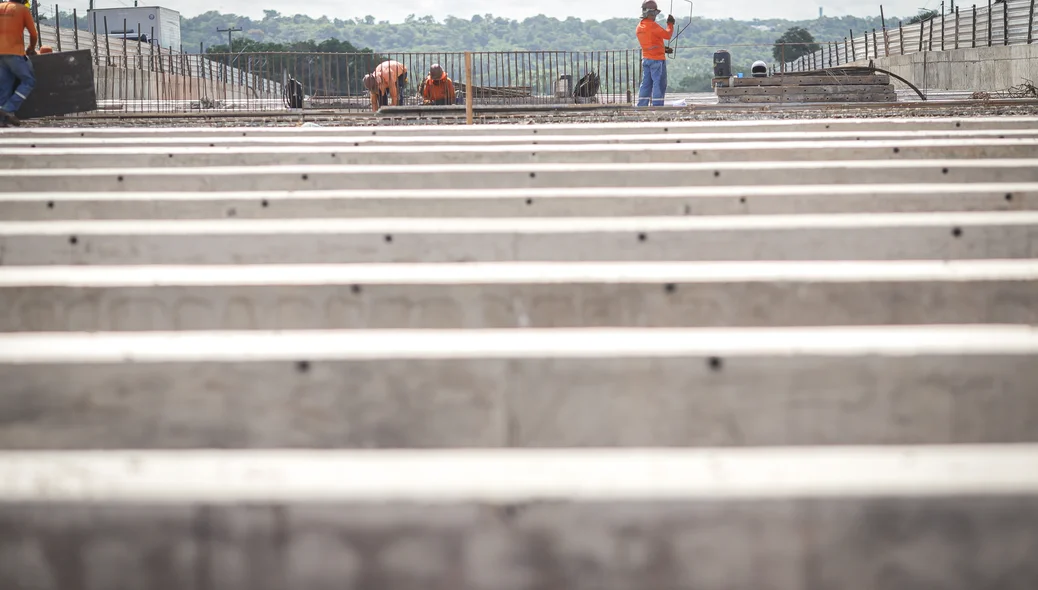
<box><xmin>899</xmin><ymin>21</ymin><xmax>905</xmax><ymax>54</ymax></box>
<box><xmin>73</xmin><ymin>8</ymin><xmax>78</xmax><ymax>50</ymax></box>
<box><xmin>972</xmin><ymin>5</ymin><xmax>977</xmax><ymax>48</ymax></box>
<box><xmin>988</xmin><ymin>0</ymin><xmax>993</xmax><ymax>46</ymax></box>
<box><xmin>954</xmin><ymin>7</ymin><xmax>960</xmax><ymax>49</ymax></box>
<box><xmin>850</xmin><ymin>29</ymin><xmax>856</xmax><ymax>60</ymax></box>
<box><xmin>1028</xmin><ymin>0</ymin><xmax>1035</xmax><ymax>43</ymax></box>
<box><xmin>941</xmin><ymin>2</ymin><xmax>946</xmax><ymax>50</ymax></box>
<box><xmin>880</xmin><ymin>5</ymin><xmax>890</xmax><ymax>56</ymax></box>
<box><xmin>873</xmin><ymin>28</ymin><xmax>879</xmax><ymax>58</ymax></box>
<box><xmin>1004</xmin><ymin>0</ymin><xmax>1009</xmax><ymax>45</ymax></box>
<box><xmin>929</xmin><ymin>17</ymin><xmax>934</xmax><ymax>50</ymax></box>
<box><xmin>465</xmin><ymin>51</ymin><xmax>473</xmax><ymax>125</ymax></box>
<box><xmin>55</xmin><ymin>4</ymin><xmax>61</xmax><ymax>52</ymax></box>
<box><xmin>919</xmin><ymin>18</ymin><xmax>925</xmax><ymax>51</ymax></box>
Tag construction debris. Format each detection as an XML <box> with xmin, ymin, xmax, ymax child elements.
<box><xmin>997</xmin><ymin>79</ymin><xmax>1038</xmax><ymax>100</ymax></box>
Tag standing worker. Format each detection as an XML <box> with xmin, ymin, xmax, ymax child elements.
<box><xmin>0</xmin><ymin>0</ymin><xmax>37</xmax><ymax>127</ymax></box>
<box><xmin>421</xmin><ymin>64</ymin><xmax>456</xmax><ymax>105</ymax></box>
<box><xmin>363</xmin><ymin>59</ymin><xmax>408</xmax><ymax>113</ymax></box>
<box><xmin>635</xmin><ymin>0</ymin><xmax>674</xmax><ymax>107</ymax></box>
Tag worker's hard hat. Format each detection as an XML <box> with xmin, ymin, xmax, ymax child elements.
<box><xmin>429</xmin><ymin>64</ymin><xmax>444</xmax><ymax>81</ymax></box>
<box><xmin>751</xmin><ymin>61</ymin><xmax>768</xmax><ymax>77</ymax></box>
<box><xmin>39</xmin><ymin>46</ymin><xmax>54</xmax><ymax>54</ymax></box>
<box><xmin>641</xmin><ymin>1</ymin><xmax>661</xmax><ymax>18</ymax></box>
<box><xmin>362</xmin><ymin>74</ymin><xmax>377</xmax><ymax>92</ymax></box>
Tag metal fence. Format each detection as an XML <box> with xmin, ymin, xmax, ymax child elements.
<box><xmin>783</xmin><ymin>0</ymin><xmax>1037</xmax><ymax>71</ymax></box>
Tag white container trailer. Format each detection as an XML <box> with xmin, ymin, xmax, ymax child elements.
<box><xmin>87</xmin><ymin>6</ymin><xmax>181</xmax><ymax>51</ymax></box>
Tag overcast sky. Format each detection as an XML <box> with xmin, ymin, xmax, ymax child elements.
<box><xmin>64</xmin><ymin>0</ymin><xmax>932</xmax><ymax>22</ymax></box>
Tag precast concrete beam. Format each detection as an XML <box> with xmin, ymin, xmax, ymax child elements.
<box><xmin>4</xmin><ymin>160</ymin><xmax>1038</xmax><ymax>192</ymax></box>
<box><xmin>1</xmin><ymin>116</ymin><xmax>1035</xmax><ymax>139</ymax></box>
<box><xmin>2</xmin><ymin>184</ymin><xmax>1037</xmax><ymax>220</ymax></box>
<box><xmin>1</xmin><ymin>447</ymin><xmax>1037</xmax><ymax>590</ymax></box>
<box><xmin>3</xmin><ymin>139</ymin><xmax>1037</xmax><ymax>169</ymax></box>
<box><xmin>0</xmin><ymin>326</ymin><xmax>1037</xmax><ymax>448</ymax></box>
<box><xmin>4</xmin><ymin>128</ymin><xmax>1038</xmax><ymax>149</ymax></box>
<box><xmin>2</xmin><ymin>213</ymin><xmax>1036</xmax><ymax>265</ymax></box>
<box><xmin>3</xmin><ymin>261</ymin><xmax>1037</xmax><ymax>331</ymax></box>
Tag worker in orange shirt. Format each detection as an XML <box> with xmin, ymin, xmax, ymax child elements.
<box><xmin>421</xmin><ymin>64</ymin><xmax>456</xmax><ymax>105</ymax></box>
<box><xmin>0</xmin><ymin>0</ymin><xmax>38</xmax><ymax>126</ymax></box>
<box><xmin>363</xmin><ymin>59</ymin><xmax>408</xmax><ymax>112</ymax></box>
<box><xmin>635</xmin><ymin>0</ymin><xmax>674</xmax><ymax>107</ymax></box>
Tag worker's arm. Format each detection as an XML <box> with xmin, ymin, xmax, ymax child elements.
<box><xmin>370</xmin><ymin>91</ymin><xmax>379</xmax><ymax>113</ymax></box>
<box><xmin>448</xmin><ymin>80</ymin><xmax>457</xmax><ymax>101</ymax></box>
<box><xmin>660</xmin><ymin>21</ymin><xmax>674</xmax><ymax>41</ymax></box>
<box><xmin>389</xmin><ymin>80</ymin><xmax>399</xmax><ymax>106</ymax></box>
<box><xmin>24</xmin><ymin>7</ymin><xmax>39</xmax><ymax>53</ymax></box>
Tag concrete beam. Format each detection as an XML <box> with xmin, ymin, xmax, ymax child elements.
<box><xmin>3</xmin><ymin>139</ymin><xmax>1037</xmax><ymax>169</ymax></box>
<box><xmin>1</xmin><ymin>447</ymin><xmax>1037</xmax><ymax>590</ymax></box>
<box><xmin>2</xmin><ymin>212</ymin><xmax>1036</xmax><ymax>265</ymax></box>
<box><xmin>0</xmin><ymin>326</ymin><xmax>1036</xmax><ymax>448</ymax></box>
<box><xmin>2</xmin><ymin>116</ymin><xmax>1035</xmax><ymax>139</ymax></box>
<box><xmin>3</xmin><ymin>129</ymin><xmax>1038</xmax><ymax>149</ymax></box>
<box><xmin>3</xmin><ymin>160</ymin><xmax>1038</xmax><ymax>192</ymax></box>
<box><xmin>2</xmin><ymin>261</ymin><xmax>1036</xmax><ymax>332</ymax></box>
<box><xmin>2</xmin><ymin>184</ymin><xmax>1036</xmax><ymax>220</ymax></box>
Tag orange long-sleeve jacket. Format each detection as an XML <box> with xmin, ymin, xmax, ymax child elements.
<box><xmin>636</xmin><ymin>18</ymin><xmax>673</xmax><ymax>61</ymax></box>
<box><xmin>0</xmin><ymin>1</ymin><xmax>37</xmax><ymax>56</ymax></box>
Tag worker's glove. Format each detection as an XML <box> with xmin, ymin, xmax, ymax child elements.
<box><xmin>665</xmin><ymin>47</ymin><xmax>675</xmax><ymax>55</ymax></box>
<box><xmin>667</xmin><ymin>14</ymin><xmax>676</xmax><ymax>24</ymax></box>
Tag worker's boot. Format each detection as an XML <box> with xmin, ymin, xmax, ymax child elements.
<box><xmin>0</xmin><ymin>110</ymin><xmax>21</xmax><ymax>127</ymax></box>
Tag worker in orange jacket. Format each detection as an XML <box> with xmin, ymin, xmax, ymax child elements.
<box><xmin>635</xmin><ymin>0</ymin><xmax>674</xmax><ymax>107</ymax></box>
<box><xmin>363</xmin><ymin>60</ymin><xmax>408</xmax><ymax>112</ymax></box>
<box><xmin>0</xmin><ymin>0</ymin><xmax>38</xmax><ymax>126</ymax></box>
<box><xmin>421</xmin><ymin>64</ymin><xmax>456</xmax><ymax>105</ymax></box>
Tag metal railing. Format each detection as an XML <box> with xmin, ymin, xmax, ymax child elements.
<box><xmin>783</xmin><ymin>0</ymin><xmax>1037</xmax><ymax>71</ymax></box>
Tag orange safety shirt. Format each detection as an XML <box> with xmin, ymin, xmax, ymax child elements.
<box><xmin>635</xmin><ymin>18</ymin><xmax>673</xmax><ymax>61</ymax></box>
<box><xmin>0</xmin><ymin>1</ymin><xmax>37</xmax><ymax>56</ymax></box>
<box><xmin>373</xmin><ymin>60</ymin><xmax>407</xmax><ymax>93</ymax></box>
<box><xmin>422</xmin><ymin>75</ymin><xmax>455</xmax><ymax>103</ymax></box>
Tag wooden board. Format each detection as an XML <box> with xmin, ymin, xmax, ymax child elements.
<box><xmin>719</xmin><ymin>92</ymin><xmax>898</xmax><ymax>104</ymax></box>
<box><xmin>16</xmin><ymin>50</ymin><xmax>97</xmax><ymax>120</ymax></box>
<box><xmin>718</xmin><ymin>85</ymin><xmax>896</xmax><ymax>96</ymax></box>
<box><xmin>732</xmin><ymin>75</ymin><xmax>891</xmax><ymax>87</ymax></box>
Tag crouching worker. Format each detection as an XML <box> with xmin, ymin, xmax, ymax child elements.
<box><xmin>363</xmin><ymin>59</ymin><xmax>407</xmax><ymax>112</ymax></box>
<box><xmin>421</xmin><ymin>64</ymin><xmax>456</xmax><ymax>105</ymax></box>
<box><xmin>0</xmin><ymin>0</ymin><xmax>38</xmax><ymax>127</ymax></box>
<box><xmin>635</xmin><ymin>0</ymin><xmax>674</xmax><ymax>107</ymax></box>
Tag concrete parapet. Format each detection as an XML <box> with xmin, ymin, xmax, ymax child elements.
<box><xmin>850</xmin><ymin>44</ymin><xmax>1038</xmax><ymax>92</ymax></box>
<box><xmin>2</xmin><ymin>213</ymin><xmax>1036</xmax><ymax>265</ymax></box>
<box><xmin>0</xmin><ymin>326</ymin><xmax>1036</xmax><ymax>448</ymax></box>
<box><xmin>3</xmin><ymin>261</ymin><xmax>1036</xmax><ymax>331</ymax></box>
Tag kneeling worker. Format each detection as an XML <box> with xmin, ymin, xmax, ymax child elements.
<box><xmin>0</xmin><ymin>0</ymin><xmax>38</xmax><ymax>127</ymax></box>
<box><xmin>421</xmin><ymin>64</ymin><xmax>455</xmax><ymax>105</ymax></box>
<box><xmin>635</xmin><ymin>0</ymin><xmax>674</xmax><ymax>107</ymax></box>
<box><xmin>363</xmin><ymin>59</ymin><xmax>408</xmax><ymax>112</ymax></box>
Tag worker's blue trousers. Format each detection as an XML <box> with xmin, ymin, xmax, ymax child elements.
<box><xmin>0</xmin><ymin>54</ymin><xmax>35</xmax><ymax>114</ymax></box>
<box><xmin>637</xmin><ymin>58</ymin><xmax>667</xmax><ymax>107</ymax></box>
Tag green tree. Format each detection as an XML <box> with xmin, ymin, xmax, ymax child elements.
<box><xmin>772</xmin><ymin>26</ymin><xmax>819</xmax><ymax>61</ymax></box>
<box><xmin>906</xmin><ymin>9</ymin><xmax>939</xmax><ymax>24</ymax></box>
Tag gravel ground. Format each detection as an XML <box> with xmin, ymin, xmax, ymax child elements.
<box><xmin>19</xmin><ymin>99</ymin><xmax>1038</xmax><ymax>128</ymax></box>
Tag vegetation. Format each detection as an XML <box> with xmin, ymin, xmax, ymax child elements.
<box><xmin>772</xmin><ymin>27</ymin><xmax>820</xmax><ymax>62</ymax></box>
<box><xmin>906</xmin><ymin>9</ymin><xmax>941</xmax><ymax>24</ymax></box>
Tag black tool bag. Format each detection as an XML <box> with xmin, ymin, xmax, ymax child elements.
<box><xmin>284</xmin><ymin>78</ymin><xmax>304</xmax><ymax>109</ymax></box>
<box><xmin>574</xmin><ymin>71</ymin><xmax>600</xmax><ymax>99</ymax></box>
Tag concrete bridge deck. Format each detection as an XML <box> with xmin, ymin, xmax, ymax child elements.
<box><xmin>2</xmin><ymin>113</ymin><xmax>1037</xmax><ymax>589</ymax></box>
<box><xmin>2</xmin><ymin>184</ymin><xmax>1036</xmax><ymax>219</ymax></box>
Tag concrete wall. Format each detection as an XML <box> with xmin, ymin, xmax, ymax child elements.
<box><xmin>851</xmin><ymin>44</ymin><xmax>1038</xmax><ymax>92</ymax></box>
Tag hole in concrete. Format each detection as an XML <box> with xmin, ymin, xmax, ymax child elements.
<box><xmin>79</xmin><ymin>133</ymin><xmax>85</xmax><ymax>137</ymax></box>
<box><xmin>372</xmin><ymin>131</ymin><xmax>377</xmax><ymax>136</ymax></box>
<box><xmin>296</xmin><ymin>361</ymin><xmax>311</xmax><ymax>373</ymax></box>
<box><xmin>708</xmin><ymin>357</ymin><xmax>723</xmax><ymax>371</ymax></box>
<box><xmin>893</xmin><ymin>147</ymin><xmax>900</xmax><ymax>154</ymax></box>
<box><xmin>531</xmin><ymin>153</ymin><xmax>537</xmax><ymax>157</ymax></box>
<box><xmin>739</xmin><ymin>197</ymin><xmax>747</xmax><ymax>204</ymax></box>
<box><xmin>942</xmin><ymin>168</ymin><xmax>949</xmax><ymax>175</ymax></box>
<box><xmin>952</xmin><ymin>227</ymin><xmax>963</xmax><ymax>238</ymax></box>
<box><xmin>301</xmin><ymin>174</ymin><xmax>309</xmax><ymax>181</ymax></box>
<box><xmin>354</xmin><ymin>142</ymin><xmax>359</xmax><ymax>147</ymax></box>
<box><xmin>351</xmin><ymin>284</ymin><xmax>362</xmax><ymax>294</ymax></box>
<box><xmin>117</xmin><ymin>175</ymin><xmax>124</xmax><ymax>182</ymax></box>
<box><xmin>242</xmin><ymin>133</ymin><xmax>247</xmax><ymax>137</ymax></box>
<box><xmin>46</xmin><ymin>201</ymin><xmax>54</xmax><ymax>209</ymax></box>
<box><xmin>261</xmin><ymin>200</ymin><xmax>269</xmax><ymax>208</ymax></box>
<box><xmin>713</xmin><ymin>171</ymin><xmax>720</xmax><ymax>178</ymax></box>
<box><xmin>955</xmin><ymin>122</ymin><xmax>961</xmax><ymax>128</ymax></box>
<box><xmin>384</xmin><ymin>235</ymin><xmax>393</xmax><ymax>243</ymax></box>
<box><xmin>637</xmin><ymin>233</ymin><xmax>647</xmax><ymax>242</ymax></box>
<box><xmin>825</xmin><ymin>125</ymin><xmax>830</xmax><ymax>129</ymax></box>
<box><xmin>69</xmin><ymin>236</ymin><xmax>78</xmax><ymax>245</ymax></box>
<box><xmin>330</xmin><ymin>153</ymin><xmax>336</xmax><ymax>158</ymax></box>
<box><xmin>529</xmin><ymin>172</ymin><xmax>536</xmax><ymax>179</ymax></box>
<box><xmin>168</xmin><ymin>154</ymin><xmax>174</xmax><ymax>158</ymax></box>
<box><xmin>683</xmin><ymin>205</ymin><xmax>691</xmax><ymax>215</ymax></box>
<box><xmin>1005</xmin><ymin>193</ymin><xmax>1013</xmax><ymax>201</ymax></box>
<box><xmin>209</xmin><ymin>143</ymin><xmax>215</xmax><ymax>147</ymax></box>
<box><xmin>532</xmin><ymin>130</ymin><xmax>538</xmax><ymax>134</ymax></box>
<box><xmin>227</xmin><ymin>208</ymin><xmax>237</xmax><ymax>217</ymax></box>
<box><xmin>664</xmin><ymin>283</ymin><xmax>677</xmax><ymax>294</ymax></box>
<box><xmin>525</xmin><ymin>198</ymin><xmax>533</xmax><ymax>205</ymax></box>
<box><xmin>676</xmin><ymin>139</ymin><xmax>682</xmax><ymax>144</ymax></box>
<box><xmin>664</xmin><ymin>128</ymin><xmax>669</xmax><ymax>132</ymax></box>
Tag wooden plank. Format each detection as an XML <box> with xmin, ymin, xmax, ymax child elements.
<box><xmin>733</xmin><ymin>75</ymin><xmax>891</xmax><ymax>87</ymax></box>
<box><xmin>718</xmin><ymin>85</ymin><xmax>895</xmax><ymax>97</ymax></box>
<box><xmin>17</xmin><ymin>50</ymin><xmax>97</xmax><ymax>120</ymax></box>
